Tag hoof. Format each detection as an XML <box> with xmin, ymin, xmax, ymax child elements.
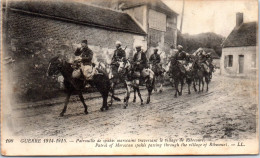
<box><xmin>84</xmin><ymin>111</ymin><xmax>89</xmax><ymax>115</ymax></box>
<box><xmin>141</xmin><ymin>102</ymin><xmax>144</xmax><ymax>105</ymax></box>
<box><xmin>59</xmin><ymin>113</ymin><xmax>64</xmax><ymax>117</ymax></box>
<box><xmin>174</xmin><ymin>95</ymin><xmax>177</xmax><ymax>98</ymax></box>
<box><xmin>100</xmin><ymin>108</ymin><xmax>104</xmax><ymax>111</ymax></box>
<box><xmin>123</xmin><ymin>106</ymin><xmax>127</xmax><ymax>109</ymax></box>
<box><xmin>159</xmin><ymin>90</ymin><xmax>162</xmax><ymax>93</ymax></box>
<box><xmin>105</xmin><ymin>106</ymin><xmax>109</xmax><ymax>110</ymax></box>
<box><xmin>178</xmin><ymin>92</ymin><xmax>182</xmax><ymax>96</ymax></box>
<box><xmin>133</xmin><ymin>99</ymin><xmax>136</xmax><ymax>103</ymax></box>
<box><xmin>146</xmin><ymin>100</ymin><xmax>150</xmax><ymax>104</ymax></box>
<box><xmin>188</xmin><ymin>92</ymin><xmax>191</xmax><ymax>95</ymax></box>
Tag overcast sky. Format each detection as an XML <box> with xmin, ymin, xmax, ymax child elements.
<box><xmin>163</xmin><ymin>0</ymin><xmax>258</xmax><ymax>37</ymax></box>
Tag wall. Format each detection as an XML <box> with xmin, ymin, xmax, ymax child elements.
<box><xmin>124</xmin><ymin>5</ymin><xmax>148</xmax><ymax>33</ymax></box>
<box><xmin>5</xmin><ymin>11</ymin><xmax>146</xmax><ymax>102</ymax></box>
<box><xmin>220</xmin><ymin>46</ymin><xmax>257</xmax><ymax>76</ymax></box>
<box><xmin>147</xmin><ymin>9</ymin><xmax>177</xmax><ymax>57</ymax></box>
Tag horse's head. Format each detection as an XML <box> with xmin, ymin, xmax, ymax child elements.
<box><xmin>46</xmin><ymin>56</ymin><xmax>63</xmax><ymax>77</ymax></box>
<box><xmin>118</xmin><ymin>59</ymin><xmax>130</xmax><ymax>74</ymax></box>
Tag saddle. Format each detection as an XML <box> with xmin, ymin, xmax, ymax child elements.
<box><xmin>72</xmin><ymin>64</ymin><xmax>104</xmax><ymax>80</ymax></box>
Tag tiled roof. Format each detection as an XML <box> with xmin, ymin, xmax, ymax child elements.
<box><xmin>6</xmin><ymin>0</ymin><xmax>146</xmax><ymax>35</ymax></box>
<box><xmin>222</xmin><ymin>22</ymin><xmax>257</xmax><ymax>48</ymax></box>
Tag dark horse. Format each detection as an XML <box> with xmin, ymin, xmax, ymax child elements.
<box><xmin>193</xmin><ymin>58</ymin><xmax>210</xmax><ymax>92</ymax></box>
<box><xmin>184</xmin><ymin>57</ymin><xmax>198</xmax><ymax>94</ymax></box>
<box><xmin>47</xmin><ymin>56</ymin><xmax>112</xmax><ymax>116</ymax></box>
<box><xmin>168</xmin><ymin>58</ymin><xmax>186</xmax><ymax>98</ymax></box>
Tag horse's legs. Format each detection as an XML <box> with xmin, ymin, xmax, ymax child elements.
<box><xmin>124</xmin><ymin>84</ymin><xmax>131</xmax><ymax>109</ymax></box>
<box><xmin>201</xmin><ymin>77</ymin><xmax>204</xmax><ymax>92</ymax></box>
<box><xmin>101</xmin><ymin>94</ymin><xmax>109</xmax><ymax>111</ymax></box>
<box><xmin>193</xmin><ymin>78</ymin><xmax>197</xmax><ymax>92</ymax></box>
<box><xmin>154</xmin><ymin>76</ymin><xmax>157</xmax><ymax>92</ymax></box>
<box><xmin>110</xmin><ymin>82</ymin><xmax>115</xmax><ymax>106</ymax></box>
<box><xmin>159</xmin><ymin>75</ymin><xmax>163</xmax><ymax>93</ymax></box>
<box><xmin>179</xmin><ymin>78</ymin><xmax>184</xmax><ymax>96</ymax></box>
<box><xmin>133</xmin><ymin>87</ymin><xmax>136</xmax><ymax>103</ymax></box>
<box><xmin>174</xmin><ymin>79</ymin><xmax>179</xmax><ymax>98</ymax></box>
<box><xmin>78</xmin><ymin>92</ymin><xmax>88</xmax><ymax>114</ymax></box>
<box><xmin>147</xmin><ymin>89</ymin><xmax>152</xmax><ymax>104</ymax></box>
<box><xmin>198</xmin><ymin>79</ymin><xmax>201</xmax><ymax>93</ymax></box>
<box><xmin>136</xmin><ymin>87</ymin><xmax>143</xmax><ymax>105</ymax></box>
<box><xmin>205</xmin><ymin>76</ymin><xmax>209</xmax><ymax>92</ymax></box>
<box><xmin>187</xmin><ymin>79</ymin><xmax>191</xmax><ymax>94</ymax></box>
<box><xmin>60</xmin><ymin>91</ymin><xmax>72</xmax><ymax>117</ymax></box>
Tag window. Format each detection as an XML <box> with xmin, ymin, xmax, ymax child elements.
<box><xmin>228</xmin><ymin>55</ymin><xmax>233</xmax><ymax>67</ymax></box>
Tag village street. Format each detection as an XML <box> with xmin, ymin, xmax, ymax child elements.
<box><xmin>11</xmin><ymin>74</ymin><xmax>257</xmax><ymax>141</ymax></box>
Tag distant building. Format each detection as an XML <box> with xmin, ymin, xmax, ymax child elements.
<box><xmin>87</xmin><ymin>0</ymin><xmax>179</xmax><ymax>56</ymax></box>
<box><xmin>221</xmin><ymin>13</ymin><xmax>257</xmax><ymax>76</ymax></box>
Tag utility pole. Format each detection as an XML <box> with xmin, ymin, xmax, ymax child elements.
<box><xmin>180</xmin><ymin>0</ymin><xmax>185</xmax><ymax>33</ymax></box>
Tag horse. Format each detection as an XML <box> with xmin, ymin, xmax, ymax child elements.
<box><xmin>168</xmin><ymin>58</ymin><xmax>186</xmax><ymax>98</ymax></box>
<box><xmin>46</xmin><ymin>56</ymin><xmax>112</xmax><ymax>116</ymax></box>
<box><xmin>183</xmin><ymin>58</ymin><xmax>198</xmax><ymax>94</ymax></box>
<box><xmin>193</xmin><ymin>59</ymin><xmax>210</xmax><ymax>92</ymax></box>
<box><xmin>118</xmin><ymin>60</ymin><xmax>155</xmax><ymax>108</ymax></box>
<box><xmin>149</xmin><ymin>63</ymin><xmax>165</xmax><ymax>93</ymax></box>
<box><xmin>96</xmin><ymin>61</ymin><xmax>122</xmax><ymax>105</ymax></box>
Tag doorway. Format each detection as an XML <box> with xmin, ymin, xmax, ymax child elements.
<box><xmin>239</xmin><ymin>55</ymin><xmax>244</xmax><ymax>73</ymax></box>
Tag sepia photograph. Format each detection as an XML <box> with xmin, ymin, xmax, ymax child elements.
<box><xmin>1</xmin><ymin>0</ymin><xmax>259</xmax><ymax>155</ymax></box>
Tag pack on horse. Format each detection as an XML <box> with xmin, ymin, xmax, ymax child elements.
<box><xmin>118</xmin><ymin>59</ymin><xmax>155</xmax><ymax>108</ymax></box>
<box><xmin>149</xmin><ymin>48</ymin><xmax>165</xmax><ymax>93</ymax></box>
<box><xmin>168</xmin><ymin>45</ymin><xmax>186</xmax><ymax>98</ymax></box>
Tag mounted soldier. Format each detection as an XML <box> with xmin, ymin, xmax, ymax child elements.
<box><xmin>132</xmin><ymin>45</ymin><xmax>148</xmax><ymax>79</ymax></box>
<box><xmin>170</xmin><ymin>45</ymin><xmax>187</xmax><ymax>74</ymax></box>
<box><xmin>111</xmin><ymin>41</ymin><xmax>126</xmax><ymax>78</ymax></box>
<box><xmin>198</xmin><ymin>50</ymin><xmax>210</xmax><ymax>73</ymax></box>
<box><xmin>149</xmin><ymin>48</ymin><xmax>162</xmax><ymax>75</ymax></box>
<box><xmin>72</xmin><ymin>40</ymin><xmax>96</xmax><ymax>88</ymax></box>
<box><xmin>206</xmin><ymin>52</ymin><xmax>215</xmax><ymax>79</ymax></box>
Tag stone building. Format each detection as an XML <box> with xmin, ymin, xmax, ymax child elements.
<box><xmin>87</xmin><ymin>0</ymin><xmax>179</xmax><ymax>57</ymax></box>
<box><xmin>2</xmin><ymin>0</ymin><xmax>146</xmax><ymax>101</ymax></box>
<box><xmin>221</xmin><ymin>13</ymin><xmax>257</xmax><ymax>77</ymax></box>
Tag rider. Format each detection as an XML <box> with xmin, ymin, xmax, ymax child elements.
<box><xmin>206</xmin><ymin>52</ymin><xmax>215</xmax><ymax>77</ymax></box>
<box><xmin>149</xmin><ymin>48</ymin><xmax>162</xmax><ymax>75</ymax></box>
<box><xmin>171</xmin><ymin>45</ymin><xmax>186</xmax><ymax>74</ymax></box>
<box><xmin>74</xmin><ymin>40</ymin><xmax>95</xmax><ymax>88</ymax></box>
<box><xmin>132</xmin><ymin>45</ymin><xmax>148</xmax><ymax>81</ymax></box>
<box><xmin>149</xmin><ymin>48</ymin><xmax>161</xmax><ymax>64</ymax></box>
<box><xmin>198</xmin><ymin>50</ymin><xmax>210</xmax><ymax>73</ymax></box>
<box><xmin>111</xmin><ymin>41</ymin><xmax>126</xmax><ymax>78</ymax></box>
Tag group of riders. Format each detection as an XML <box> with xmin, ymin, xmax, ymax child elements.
<box><xmin>70</xmin><ymin>39</ymin><xmax>215</xmax><ymax>89</ymax></box>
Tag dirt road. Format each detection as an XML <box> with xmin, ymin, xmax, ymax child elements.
<box><xmin>11</xmin><ymin>74</ymin><xmax>258</xmax><ymax>141</ymax></box>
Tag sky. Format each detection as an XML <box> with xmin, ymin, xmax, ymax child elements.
<box><xmin>163</xmin><ymin>0</ymin><xmax>258</xmax><ymax>37</ymax></box>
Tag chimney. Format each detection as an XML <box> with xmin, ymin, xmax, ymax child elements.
<box><xmin>236</xmin><ymin>12</ymin><xmax>243</xmax><ymax>27</ymax></box>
